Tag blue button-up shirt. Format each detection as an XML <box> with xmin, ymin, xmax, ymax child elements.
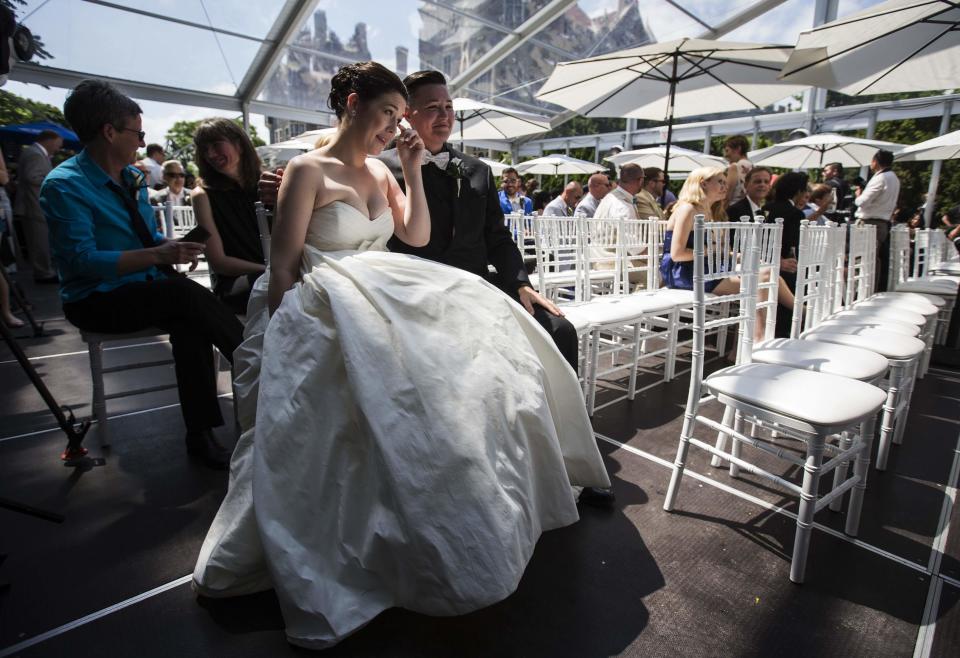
<box><xmin>40</xmin><ymin>149</ymin><xmax>166</xmax><ymax>303</ymax></box>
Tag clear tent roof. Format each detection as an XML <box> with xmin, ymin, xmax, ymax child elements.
<box><xmin>10</xmin><ymin>0</ymin><xmax>883</xmax><ymax>137</ymax></box>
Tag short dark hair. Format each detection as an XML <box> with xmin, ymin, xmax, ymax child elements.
<box><xmin>745</xmin><ymin>166</ymin><xmax>772</xmax><ymax>183</ymax></box>
<box><xmin>402</xmin><ymin>69</ymin><xmax>447</xmax><ymax>100</ymax></box>
<box><xmin>328</xmin><ymin>61</ymin><xmax>408</xmax><ymax>120</ymax></box>
<box><xmin>773</xmin><ymin>171</ymin><xmax>809</xmax><ymax>203</ymax></box>
<box><xmin>642</xmin><ymin>167</ymin><xmax>663</xmax><ymax>182</ymax></box>
<box><xmin>724</xmin><ymin>135</ymin><xmax>750</xmax><ymax>155</ymax></box>
<box><xmin>194</xmin><ymin>118</ymin><xmax>262</xmax><ymax>191</ymax></box>
<box><xmin>63</xmin><ymin>79</ymin><xmax>142</xmax><ymax>145</ymax></box>
<box><xmin>146</xmin><ymin>143</ymin><xmax>164</xmax><ymax>157</ymax></box>
<box><xmin>825</xmin><ymin>162</ymin><xmax>844</xmax><ymax>176</ymax></box>
<box><xmin>36</xmin><ymin>129</ymin><xmax>61</xmax><ymax>143</ymax></box>
<box><xmin>874</xmin><ymin>149</ymin><xmax>894</xmax><ymax>168</ymax></box>
<box><xmin>501</xmin><ymin>167</ymin><xmax>519</xmax><ymax>179</ymax></box>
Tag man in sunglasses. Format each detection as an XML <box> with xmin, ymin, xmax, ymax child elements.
<box><xmin>151</xmin><ymin>160</ymin><xmax>191</xmax><ymax>207</ymax></box>
<box><xmin>40</xmin><ymin>79</ymin><xmax>243</xmax><ymax>470</ymax></box>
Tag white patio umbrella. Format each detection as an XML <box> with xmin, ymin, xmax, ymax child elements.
<box><xmin>894</xmin><ymin>129</ymin><xmax>960</xmax><ymax>162</ymax></box>
<box><xmin>479</xmin><ymin>157</ymin><xmax>512</xmax><ymax>176</ymax></box>
<box><xmin>748</xmin><ymin>133</ymin><xmax>905</xmax><ymax>169</ymax></box>
<box><xmin>606</xmin><ymin>145</ymin><xmax>727</xmax><ymax>172</ymax></box>
<box><xmin>256</xmin><ymin>140</ymin><xmax>312</xmax><ymax>169</ymax></box>
<box><xmin>452</xmin><ymin>98</ymin><xmax>551</xmax><ymax>149</ymax></box>
<box><xmin>779</xmin><ymin>0</ymin><xmax>960</xmax><ymax>96</ymax></box>
<box><xmin>515</xmin><ymin>154</ymin><xmax>608</xmax><ymax>176</ymax></box>
<box><xmin>535</xmin><ymin>38</ymin><xmax>806</xmax><ymax>174</ymax></box>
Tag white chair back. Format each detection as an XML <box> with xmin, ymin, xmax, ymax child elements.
<box><xmin>579</xmin><ymin>218</ymin><xmax>621</xmax><ymax>300</ymax></box>
<box><xmin>619</xmin><ymin>219</ymin><xmax>658</xmax><ymax>293</ymax></box>
<box><xmin>847</xmin><ymin>224</ymin><xmax>876</xmax><ymax>306</ymax></box>
<box><xmin>532</xmin><ymin>216</ymin><xmax>581</xmax><ymax>301</ymax></box>
<box><xmin>790</xmin><ymin>221</ymin><xmax>835</xmax><ymax>338</ymax></box>
<box><xmin>887</xmin><ymin>224</ymin><xmax>912</xmax><ymax>292</ymax></box>
<box><xmin>169</xmin><ymin>206</ymin><xmax>197</xmax><ymax>238</ymax></box>
<box><xmin>755</xmin><ymin>219</ymin><xmax>783</xmax><ymax>341</ymax></box>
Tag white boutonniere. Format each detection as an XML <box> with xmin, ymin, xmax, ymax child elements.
<box><xmin>444</xmin><ymin>157</ymin><xmax>464</xmax><ymax>196</ymax></box>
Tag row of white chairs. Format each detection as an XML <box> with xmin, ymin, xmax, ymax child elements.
<box><xmin>664</xmin><ymin>217</ymin><xmax>956</xmax><ymax>583</ymax></box>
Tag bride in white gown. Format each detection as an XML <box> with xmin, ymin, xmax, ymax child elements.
<box><xmin>193</xmin><ymin>61</ymin><xmax>610</xmax><ymax>649</ymax></box>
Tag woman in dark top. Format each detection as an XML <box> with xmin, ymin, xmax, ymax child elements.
<box><xmin>192</xmin><ymin>118</ymin><xmax>266</xmax><ymax>314</ymax></box>
<box><xmin>763</xmin><ymin>171</ymin><xmax>807</xmax><ymax>336</ymax></box>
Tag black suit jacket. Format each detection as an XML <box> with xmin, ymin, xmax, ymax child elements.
<box><xmin>378</xmin><ymin>145</ymin><xmax>530</xmax><ymax>292</ymax></box>
<box><xmin>726</xmin><ymin>197</ymin><xmax>765</xmax><ymax>223</ymax></box>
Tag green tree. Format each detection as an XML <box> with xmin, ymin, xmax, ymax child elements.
<box><xmin>0</xmin><ymin>89</ymin><xmax>65</xmax><ymax>126</ymax></box>
<box><xmin>164</xmin><ymin>117</ymin><xmax>265</xmax><ymax>165</ymax></box>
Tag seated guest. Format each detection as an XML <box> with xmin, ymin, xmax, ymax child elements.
<box><xmin>191</xmin><ymin>118</ymin><xmax>266</xmax><ymax>314</ymax></box>
<box><xmin>636</xmin><ymin>167</ymin><xmax>666</xmax><ymax>220</ymax></box>
<box><xmin>661</xmin><ymin>173</ymin><xmax>677</xmax><ymax>208</ymax></box>
<box><xmin>804</xmin><ymin>184</ymin><xmax>833</xmax><ymax>224</ymax></box>
<box><xmin>542</xmin><ymin>181</ymin><xmax>582</xmax><ymax>217</ymax></box>
<box><xmin>184</xmin><ymin>172</ymin><xmax>197</xmax><ymax>190</ymax></box>
<box><xmin>661</xmin><ymin>166</ymin><xmax>794</xmax><ymax>342</ymax></box>
<box><xmin>532</xmin><ymin>189</ymin><xmax>553</xmax><ymax>215</ymax></box>
<box><xmin>40</xmin><ymin>79</ymin><xmax>243</xmax><ymax>469</ymax></box>
<box><xmin>727</xmin><ymin>166</ymin><xmax>771</xmax><ymax>222</ymax></box>
<box><xmin>150</xmin><ymin>160</ymin><xmax>191</xmax><ymax>207</ymax></box>
<box><xmin>498</xmin><ymin>167</ymin><xmax>533</xmax><ymax>214</ymax></box>
<box><xmin>573</xmin><ymin>172</ymin><xmax>609</xmax><ymax>218</ymax></box>
<box><xmin>763</xmin><ymin>171</ymin><xmax>808</xmax><ymax>336</ymax></box>
<box><xmin>595</xmin><ymin>164</ymin><xmax>643</xmax><ymax>219</ymax></box>
<box><xmin>524</xmin><ymin>175</ymin><xmax>538</xmax><ymax>200</ymax></box>
<box><xmin>822</xmin><ymin>162</ymin><xmax>851</xmax><ymax>211</ymax></box>
<box><xmin>142</xmin><ymin>143</ymin><xmax>166</xmax><ymax>188</ymax></box>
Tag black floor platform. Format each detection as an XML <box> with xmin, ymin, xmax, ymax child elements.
<box><xmin>1</xmin><ymin>275</ymin><xmax>958</xmax><ymax>657</ymax></box>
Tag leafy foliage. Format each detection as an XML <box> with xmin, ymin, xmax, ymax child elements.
<box><xmin>0</xmin><ymin>89</ymin><xmax>65</xmax><ymax>126</ymax></box>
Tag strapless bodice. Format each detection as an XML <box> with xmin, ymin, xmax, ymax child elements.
<box><xmin>304</xmin><ymin>200</ymin><xmax>393</xmax><ymax>254</ymax></box>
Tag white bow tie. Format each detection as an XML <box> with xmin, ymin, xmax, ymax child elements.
<box><xmin>422</xmin><ymin>152</ymin><xmax>450</xmax><ymax>170</ymax></box>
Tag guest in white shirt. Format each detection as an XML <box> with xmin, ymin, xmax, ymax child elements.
<box><xmin>542</xmin><ymin>181</ymin><xmax>583</xmax><ymax>217</ymax></box>
<box><xmin>594</xmin><ymin>164</ymin><xmax>643</xmax><ymax>220</ymax></box>
<box><xmin>855</xmin><ymin>149</ymin><xmax>900</xmax><ymax>291</ymax></box>
<box><xmin>724</xmin><ymin>135</ymin><xmax>753</xmax><ymax>206</ymax></box>
<box><xmin>142</xmin><ymin>143</ymin><xmax>166</xmax><ymax>188</ymax></box>
<box><xmin>573</xmin><ymin>173</ymin><xmax>609</xmax><ymax>218</ymax></box>
<box><xmin>151</xmin><ymin>160</ymin><xmax>192</xmax><ymax>207</ymax></box>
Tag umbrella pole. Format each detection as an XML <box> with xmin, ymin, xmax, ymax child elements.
<box><xmin>661</xmin><ymin>56</ymin><xmax>679</xmax><ymax>207</ymax></box>
<box><xmin>459</xmin><ymin>115</ymin><xmax>464</xmax><ymax>152</ymax></box>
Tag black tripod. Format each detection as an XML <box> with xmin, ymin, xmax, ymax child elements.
<box><xmin>1</xmin><ymin>266</ymin><xmax>44</xmax><ymax>337</ymax></box>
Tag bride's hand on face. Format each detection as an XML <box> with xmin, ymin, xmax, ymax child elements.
<box><xmin>396</xmin><ymin>128</ymin><xmax>425</xmax><ymax>170</ymax></box>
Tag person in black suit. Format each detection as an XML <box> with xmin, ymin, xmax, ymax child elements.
<box><xmin>762</xmin><ymin>171</ymin><xmax>808</xmax><ymax>337</ymax></box>
<box><xmin>726</xmin><ymin>166</ymin><xmax>772</xmax><ymax>223</ymax></box>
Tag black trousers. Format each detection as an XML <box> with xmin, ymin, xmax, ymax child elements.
<box><xmin>499</xmin><ymin>282</ymin><xmax>579</xmax><ymax>373</ymax></box>
<box><xmin>862</xmin><ymin>218</ymin><xmax>890</xmax><ymax>293</ymax></box>
<box><xmin>64</xmin><ymin>277</ymin><xmax>244</xmax><ymax>433</ymax></box>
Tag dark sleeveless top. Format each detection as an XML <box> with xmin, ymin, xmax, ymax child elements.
<box><xmin>660</xmin><ymin>230</ymin><xmax>722</xmax><ymax>293</ymax></box>
<box><xmin>203</xmin><ymin>184</ymin><xmax>264</xmax><ymax>303</ymax></box>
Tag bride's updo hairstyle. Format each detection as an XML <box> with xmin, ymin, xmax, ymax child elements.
<box><xmin>328</xmin><ymin>61</ymin><xmax>408</xmax><ymax>121</ymax></box>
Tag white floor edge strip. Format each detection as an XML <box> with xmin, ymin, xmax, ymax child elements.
<box><xmin>0</xmin><ymin>575</ymin><xmax>193</xmax><ymax>658</ymax></box>
<box><xmin>594</xmin><ymin>432</ymin><xmax>933</xmax><ymax>575</ymax></box>
<box><xmin>0</xmin><ymin>393</ymin><xmax>234</xmax><ymax>444</ymax></box>
<box><xmin>914</xmin><ymin>430</ymin><xmax>960</xmax><ymax>658</ymax></box>
<box><xmin>0</xmin><ymin>339</ymin><xmax>171</xmax><ymax>366</ymax></box>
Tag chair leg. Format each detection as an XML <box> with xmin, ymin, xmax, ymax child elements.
<box><xmin>628</xmin><ymin>323</ymin><xmax>641</xmax><ymax>400</ymax></box>
<box><xmin>710</xmin><ymin>405</ymin><xmax>735</xmax><ymax>468</ymax></box>
<box><xmin>874</xmin><ymin>364</ymin><xmax>901</xmax><ymax>471</ymax></box>
<box><xmin>845</xmin><ymin>414</ymin><xmax>877</xmax><ymax>536</ymax></box>
<box><xmin>728</xmin><ymin>411</ymin><xmax>743</xmax><ymax>478</ymax></box>
<box><xmin>88</xmin><ymin>340</ymin><xmax>109</xmax><ymax>449</ymax></box>
<box><xmin>587</xmin><ymin>329</ymin><xmax>600</xmax><ymax>416</ymax></box>
<box><xmin>664</xmin><ymin>410</ymin><xmax>699</xmax><ymax>512</ymax></box>
<box><xmin>828</xmin><ymin>432</ymin><xmax>852</xmax><ymax>513</ymax></box>
<box><xmin>790</xmin><ymin>436</ymin><xmax>826</xmax><ymax>584</ymax></box>
<box><xmin>892</xmin><ymin>357</ymin><xmax>919</xmax><ymax>446</ymax></box>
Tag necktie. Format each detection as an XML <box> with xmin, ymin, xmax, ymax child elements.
<box><xmin>106</xmin><ymin>180</ymin><xmax>179</xmax><ymax>278</ymax></box>
<box><xmin>422</xmin><ymin>151</ymin><xmax>450</xmax><ymax>170</ymax></box>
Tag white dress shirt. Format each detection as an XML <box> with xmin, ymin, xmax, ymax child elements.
<box><xmin>593</xmin><ymin>185</ymin><xmax>638</xmax><ymax>220</ymax></box>
<box><xmin>855</xmin><ymin>169</ymin><xmax>900</xmax><ymax>221</ymax></box>
<box><xmin>144</xmin><ymin>157</ymin><xmax>165</xmax><ymax>188</ymax></box>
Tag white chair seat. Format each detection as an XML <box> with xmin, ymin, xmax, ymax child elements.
<box><xmin>706</xmin><ymin>363</ymin><xmax>886</xmax><ymax>429</ymax></box>
<box><xmin>896</xmin><ymin>279</ymin><xmax>957</xmax><ymax>294</ymax></box>
<box><xmin>562</xmin><ymin>294</ymin><xmax>675</xmax><ymax>329</ymax></box>
<box><xmin>871</xmin><ymin>291</ymin><xmax>945</xmax><ymax>307</ymax></box>
<box><xmin>816</xmin><ymin>317</ymin><xmax>920</xmax><ymax>337</ymax></box>
<box><xmin>802</xmin><ymin>328</ymin><xmax>925</xmax><ymax>360</ymax></box>
<box><xmin>753</xmin><ymin>338</ymin><xmax>888</xmax><ymax>381</ymax></box>
<box><xmin>647</xmin><ymin>288</ymin><xmax>717</xmax><ymax>304</ymax></box>
<box><xmin>933</xmin><ymin>263</ymin><xmax>960</xmax><ymax>275</ymax></box>
<box><xmin>528</xmin><ymin>270</ymin><xmax>578</xmax><ymax>286</ymax></box>
<box><xmin>830</xmin><ymin>307</ymin><xmax>925</xmax><ymax>326</ymax></box>
<box><xmin>854</xmin><ymin>298</ymin><xmax>938</xmax><ymax>316</ymax></box>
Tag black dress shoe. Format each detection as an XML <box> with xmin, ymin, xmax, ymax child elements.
<box><xmin>578</xmin><ymin>486</ymin><xmax>616</xmax><ymax>508</ymax></box>
<box><xmin>185</xmin><ymin>429</ymin><xmax>230</xmax><ymax>470</ymax></box>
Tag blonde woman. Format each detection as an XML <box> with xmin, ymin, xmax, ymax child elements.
<box><xmin>660</xmin><ymin>166</ymin><xmax>794</xmax><ymax>340</ymax></box>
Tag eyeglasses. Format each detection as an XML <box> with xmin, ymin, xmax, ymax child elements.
<box><xmin>115</xmin><ymin>126</ymin><xmax>146</xmax><ymax>140</ymax></box>
<box><xmin>503</xmin><ymin>178</ymin><xmax>519</xmax><ymax>183</ymax></box>
<box><xmin>165</xmin><ymin>172</ymin><xmax>186</xmax><ymax>179</ymax></box>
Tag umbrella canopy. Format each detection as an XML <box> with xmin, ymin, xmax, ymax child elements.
<box><xmin>894</xmin><ymin>129</ymin><xmax>960</xmax><ymax>161</ymax></box>
<box><xmin>606</xmin><ymin>145</ymin><xmax>727</xmax><ymax>172</ymax></box>
<box><xmin>478</xmin><ymin>157</ymin><xmax>512</xmax><ymax>176</ymax></box>
<box><xmin>0</xmin><ymin>120</ymin><xmax>82</xmax><ymax>150</ymax></box>
<box><xmin>779</xmin><ymin>0</ymin><xmax>960</xmax><ymax>96</ymax></box>
<box><xmin>535</xmin><ymin>38</ymin><xmax>805</xmax><ymax>184</ymax></box>
<box><xmin>748</xmin><ymin>133</ymin><xmax>905</xmax><ymax>169</ymax></box>
<box><xmin>515</xmin><ymin>154</ymin><xmax>608</xmax><ymax>176</ymax></box>
<box><xmin>452</xmin><ymin>98</ymin><xmax>551</xmax><ymax>147</ymax></box>
<box><xmin>256</xmin><ymin>128</ymin><xmax>336</xmax><ymax>169</ymax></box>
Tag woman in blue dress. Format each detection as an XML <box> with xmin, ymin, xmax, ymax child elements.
<box><xmin>660</xmin><ymin>166</ymin><xmax>794</xmax><ymax>342</ymax></box>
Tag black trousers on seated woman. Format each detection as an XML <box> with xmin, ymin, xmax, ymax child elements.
<box><xmin>63</xmin><ymin>277</ymin><xmax>243</xmax><ymax>432</ymax></box>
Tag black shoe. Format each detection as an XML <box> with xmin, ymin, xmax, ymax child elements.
<box><xmin>579</xmin><ymin>486</ymin><xmax>616</xmax><ymax>508</ymax></box>
<box><xmin>185</xmin><ymin>429</ymin><xmax>230</xmax><ymax>470</ymax></box>
<box><xmin>34</xmin><ymin>275</ymin><xmax>59</xmax><ymax>284</ymax></box>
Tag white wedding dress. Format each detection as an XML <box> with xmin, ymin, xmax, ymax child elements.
<box><xmin>193</xmin><ymin>200</ymin><xmax>610</xmax><ymax>649</ymax></box>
